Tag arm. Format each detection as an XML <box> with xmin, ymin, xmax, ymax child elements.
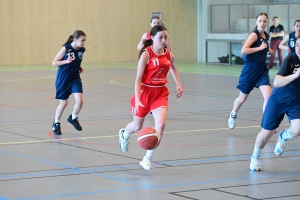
<box><xmin>273</xmin><ymin>56</ymin><xmax>299</xmax><ymax>88</ymax></box>
<box><xmin>166</xmin><ymin>37</ymin><xmax>172</xmax><ymax>52</ymax></box>
<box><xmin>52</xmin><ymin>46</ymin><xmax>72</xmax><ymax>66</ymax></box>
<box><xmin>137</xmin><ymin>33</ymin><xmax>147</xmax><ymax>51</ymax></box>
<box><xmin>133</xmin><ymin>51</ymin><xmax>148</xmax><ymax>114</ymax></box>
<box><xmin>278</xmin><ymin>30</ymin><xmax>284</xmax><ymax>37</ymax></box>
<box><xmin>241</xmin><ymin>33</ymin><xmax>267</xmax><ymax>54</ymax></box>
<box><xmin>279</xmin><ymin>35</ymin><xmax>290</xmax><ymax>51</ymax></box>
<box><xmin>169</xmin><ymin>54</ymin><xmax>183</xmax><ymax>98</ymax></box>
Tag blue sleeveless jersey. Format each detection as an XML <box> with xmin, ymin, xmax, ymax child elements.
<box><xmin>55</xmin><ymin>44</ymin><xmax>85</xmax><ymax>99</ymax></box>
<box><xmin>242</xmin><ymin>29</ymin><xmax>269</xmax><ymax>64</ymax></box>
<box><xmin>288</xmin><ymin>32</ymin><xmax>296</xmax><ymax>54</ymax></box>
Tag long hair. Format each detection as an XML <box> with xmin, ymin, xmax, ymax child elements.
<box><xmin>62</xmin><ymin>30</ymin><xmax>86</xmax><ymax>46</ymax></box>
<box><xmin>242</xmin><ymin>12</ymin><xmax>269</xmax><ymax>44</ymax></box>
<box><xmin>138</xmin><ymin>25</ymin><xmax>167</xmax><ymax>59</ymax></box>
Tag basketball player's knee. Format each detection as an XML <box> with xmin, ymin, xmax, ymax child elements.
<box><xmin>156</xmin><ymin>121</ymin><xmax>166</xmax><ymax>131</ymax></box>
<box><xmin>60</xmin><ymin>101</ymin><xmax>68</xmax><ymax>108</ymax></box>
<box><xmin>238</xmin><ymin>96</ymin><xmax>247</xmax><ymax>104</ymax></box>
<box><xmin>133</xmin><ymin>124</ymin><xmax>143</xmax><ymax>132</ymax></box>
<box><xmin>76</xmin><ymin>100</ymin><xmax>83</xmax><ymax>107</ymax></box>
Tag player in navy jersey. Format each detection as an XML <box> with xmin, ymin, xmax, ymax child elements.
<box><xmin>137</xmin><ymin>16</ymin><xmax>171</xmax><ymax>52</ymax></box>
<box><xmin>249</xmin><ymin>36</ymin><xmax>300</xmax><ymax>171</ymax></box>
<box><xmin>51</xmin><ymin>30</ymin><xmax>86</xmax><ymax>135</ymax></box>
<box><xmin>228</xmin><ymin>12</ymin><xmax>274</xmax><ymax>129</ymax></box>
<box><xmin>119</xmin><ymin>25</ymin><xmax>183</xmax><ymax>171</ymax></box>
<box><xmin>279</xmin><ymin>20</ymin><xmax>300</xmax><ymax>54</ymax></box>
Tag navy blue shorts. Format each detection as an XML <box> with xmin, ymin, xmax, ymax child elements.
<box><xmin>237</xmin><ymin>63</ymin><xmax>271</xmax><ymax>94</ymax></box>
<box><xmin>261</xmin><ymin>89</ymin><xmax>300</xmax><ymax>130</ymax></box>
<box><xmin>55</xmin><ymin>80</ymin><xmax>83</xmax><ymax>100</ymax></box>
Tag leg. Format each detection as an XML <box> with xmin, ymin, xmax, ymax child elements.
<box><xmin>228</xmin><ymin>91</ymin><xmax>249</xmax><ymax>129</ymax></box>
<box><xmin>119</xmin><ymin>116</ymin><xmax>145</xmax><ymax>152</ymax></box>
<box><xmin>67</xmin><ymin>93</ymin><xmax>83</xmax><ymax>131</ymax></box>
<box><xmin>139</xmin><ymin>107</ymin><xmax>168</xmax><ymax>171</ymax></box>
<box><xmin>250</xmin><ymin>128</ymin><xmax>276</xmax><ymax>171</ymax></box>
<box><xmin>53</xmin><ymin>99</ymin><xmax>68</xmax><ymax>135</ymax></box>
<box><xmin>274</xmin><ymin>119</ymin><xmax>300</xmax><ymax>156</ymax></box>
<box><xmin>276</xmin><ymin>41</ymin><xmax>283</xmax><ymax>66</ymax></box>
<box><xmin>72</xmin><ymin>93</ymin><xmax>83</xmax><ymax>116</ymax></box>
<box><xmin>268</xmin><ymin>40</ymin><xmax>276</xmax><ymax>69</ymax></box>
<box><xmin>55</xmin><ymin>99</ymin><xmax>68</xmax><ymax>121</ymax></box>
<box><xmin>259</xmin><ymin>85</ymin><xmax>272</xmax><ymax>112</ymax></box>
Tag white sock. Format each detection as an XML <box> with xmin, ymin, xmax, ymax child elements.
<box><xmin>54</xmin><ymin>118</ymin><xmax>60</xmax><ymax>123</ymax></box>
<box><xmin>145</xmin><ymin>150</ymin><xmax>154</xmax><ymax>160</ymax></box>
<box><xmin>252</xmin><ymin>146</ymin><xmax>261</xmax><ymax>158</ymax></box>
<box><xmin>122</xmin><ymin>129</ymin><xmax>130</xmax><ymax>139</ymax></box>
<box><xmin>280</xmin><ymin>129</ymin><xmax>293</xmax><ymax>141</ymax></box>
<box><xmin>72</xmin><ymin>114</ymin><xmax>78</xmax><ymax>120</ymax></box>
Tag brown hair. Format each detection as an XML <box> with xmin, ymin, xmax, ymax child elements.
<box><xmin>294</xmin><ymin>20</ymin><xmax>300</xmax><ymax>26</ymax></box>
<box><xmin>138</xmin><ymin>25</ymin><xmax>167</xmax><ymax>59</ymax></box>
<box><xmin>63</xmin><ymin>30</ymin><xmax>86</xmax><ymax>46</ymax></box>
<box><xmin>150</xmin><ymin>15</ymin><xmax>160</xmax><ymax>23</ymax></box>
<box><xmin>242</xmin><ymin>12</ymin><xmax>269</xmax><ymax>44</ymax></box>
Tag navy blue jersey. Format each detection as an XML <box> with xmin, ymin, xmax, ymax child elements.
<box><xmin>55</xmin><ymin>44</ymin><xmax>85</xmax><ymax>99</ymax></box>
<box><xmin>242</xmin><ymin>29</ymin><xmax>269</xmax><ymax>63</ymax></box>
<box><xmin>269</xmin><ymin>24</ymin><xmax>284</xmax><ymax>40</ymax></box>
<box><xmin>58</xmin><ymin>44</ymin><xmax>85</xmax><ymax>72</ymax></box>
<box><xmin>277</xmin><ymin>54</ymin><xmax>300</xmax><ymax>92</ymax></box>
<box><xmin>288</xmin><ymin>32</ymin><xmax>296</xmax><ymax>53</ymax></box>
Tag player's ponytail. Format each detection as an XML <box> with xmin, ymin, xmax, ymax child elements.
<box><xmin>138</xmin><ymin>25</ymin><xmax>167</xmax><ymax>59</ymax></box>
<box><xmin>242</xmin><ymin>13</ymin><xmax>268</xmax><ymax>44</ymax></box>
<box><xmin>62</xmin><ymin>30</ymin><xmax>86</xmax><ymax>46</ymax></box>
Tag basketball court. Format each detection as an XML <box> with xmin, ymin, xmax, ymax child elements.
<box><xmin>1</xmin><ymin>63</ymin><xmax>299</xmax><ymax>199</ymax></box>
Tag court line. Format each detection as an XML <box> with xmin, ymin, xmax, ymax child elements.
<box><xmin>0</xmin><ymin>124</ymin><xmax>289</xmax><ymax>146</ymax></box>
<box><xmin>0</xmin><ymin>76</ymin><xmax>55</xmax><ymax>83</ymax></box>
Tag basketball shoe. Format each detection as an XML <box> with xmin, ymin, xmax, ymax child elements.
<box><xmin>67</xmin><ymin>115</ymin><xmax>82</xmax><ymax>131</ymax></box>
<box><xmin>228</xmin><ymin>112</ymin><xmax>237</xmax><ymax>129</ymax></box>
<box><xmin>249</xmin><ymin>156</ymin><xmax>261</xmax><ymax>171</ymax></box>
<box><xmin>119</xmin><ymin>128</ymin><xmax>129</xmax><ymax>152</ymax></box>
<box><xmin>274</xmin><ymin>130</ymin><xmax>287</xmax><ymax>156</ymax></box>
<box><xmin>52</xmin><ymin>122</ymin><xmax>62</xmax><ymax>135</ymax></box>
<box><xmin>140</xmin><ymin>156</ymin><xmax>153</xmax><ymax>171</ymax></box>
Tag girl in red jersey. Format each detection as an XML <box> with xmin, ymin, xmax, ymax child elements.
<box><xmin>137</xmin><ymin>16</ymin><xmax>171</xmax><ymax>52</ymax></box>
<box><xmin>119</xmin><ymin>25</ymin><xmax>183</xmax><ymax>171</ymax></box>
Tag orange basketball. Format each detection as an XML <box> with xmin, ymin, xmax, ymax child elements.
<box><xmin>137</xmin><ymin>127</ymin><xmax>160</xmax><ymax>150</ymax></box>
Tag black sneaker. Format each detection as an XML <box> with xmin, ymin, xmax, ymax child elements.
<box><xmin>67</xmin><ymin>115</ymin><xmax>82</xmax><ymax>131</ymax></box>
<box><xmin>52</xmin><ymin>122</ymin><xmax>62</xmax><ymax>135</ymax></box>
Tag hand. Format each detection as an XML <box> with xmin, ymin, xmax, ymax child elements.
<box><xmin>260</xmin><ymin>42</ymin><xmax>268</xmax><ymax>50</ymax></box>
<box><xmin>287</xmin><ymin>48</ymin><xmax>292</xmax><ymax>54</ymax></box>
<box><xmin>79</xmin><ymin>67</ymin><xmax>84</xmax><ymax>73</ymax></box>
<box><xmin>176</xmin><ymin>85</ymin><xmax>183</xmax><ymax>98</ymax></box>
<box><xmin>269</xmin><ymin>49</ymin><xmax>274</xmax><ymax>56</ymax></box>
<box><xmin>134</xmin><ymin>100</ymin><xmax>145</xmax><ymax>115</ymax></box>
<box><xmin>66</xmin><ymin>55</ymin><xmax>72</xmax><ymax>63</ymax></box>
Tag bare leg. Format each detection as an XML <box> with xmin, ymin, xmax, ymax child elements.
<box><xmin>55</xmin><ymin>99</ymin><xmax>68</xmax><ymax>120</ymax></box>
<box><xmin>259</xmin><ymin>85</ymin><xmax>272</xmax><ymax>112</ymax></box>
<box><xmin>72</xmin><ymin>93</ymin><xmax>83</xmax><ymax>115</ymax></box>
<box><xmin>232</xmin><ymin>91</ymin><xmax>249</xmax><ymax>113</ymax></box>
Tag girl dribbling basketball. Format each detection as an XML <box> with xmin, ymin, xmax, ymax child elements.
<box><xmin>119</xmin><ymin>25</ymin><xmax>183</xmax><ymax>171</ymax></box>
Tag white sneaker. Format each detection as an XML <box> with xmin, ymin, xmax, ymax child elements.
<box><xmin>274</xmin><ymin>130</ymin><xmax>287</xmax><ymax>156</ymax></box>
<box><xmin>249</xmin><ymin>156</ymin><xmax>261</xmax><ymax>171</ymax></box>
<box><xmin>228</xmin><ymin>112</ymin><xmax>237</xmax><ymax>129</ymax></box>
<box><xmin>139</xmin><ymin>156</ymin><xmax>153</xmax><ymax>171</ymax></box>
<box><xmin>119</xmin><ymin>128</ymin><xmax>129</xmax><ymax>152</ymax></box>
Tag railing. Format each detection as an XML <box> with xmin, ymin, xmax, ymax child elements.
<box><xmin>210</xmin><ymin>3</ymin><xmax>300</xmax><ymax>33</ymax></box>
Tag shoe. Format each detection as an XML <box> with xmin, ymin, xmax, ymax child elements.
<box><xmin>274</xmin><ymin>130</ymin><xmax>287</xmax><ymax>156</ymax></box>
<box><xmin>52</xmin><ymin>122</ymin><xmax>62</xmax><ymax>135</ymax></box>
<box><xmin>139</xmin><ymin>156</ymin><xmax>153</xmax><ymax>171</ymax></box>
<box><xmin>228</xmin><ymin>112</ymin><xmax>237</xmax><ymax>129</ymax></box>
<box><xmin>119</xmin><ymin>128</ymin><xmax>129</xmax><ymax>152</ymax></box>
<box><xmin>67</xmin><ymin>115</ymin><xmax>82</xmax><ymax>131</ymax></box>
<box><xmin>249</xmin><ymin>156</ymin><xmax>261</xmax><ymax>171</ymax></box>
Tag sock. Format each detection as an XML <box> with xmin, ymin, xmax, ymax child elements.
<box><xmin>145</xmin><ymin>150</ymin><xmax>154</xmax><ymax>160</ymax></box>
<box><xmin>123</xmin><ymin>130</ymin><xmax>130</xmax><ymax>140</ymax></box>
<box><xmin>280</xmin><ymin>129</ymin><xmax>292</xmax><ymax>141</ymax></box>
<box><xmin>54</xmin><ymin>118</ymin><xmax>60</xmax><ymax>123</ymax></box>
<box><xmin>72</xmin><ymin>114</ymin><xmax>78</xmax><ymax>120</ymax></box>
<box><xmin>231</xmin><ymin>111</ymin><xmax>237</xmax><ymax>117</ymax></box>
<box><xmin>252</xmin><ymin>146</ymin><xmax>261</xmax><ymax>158</ymax></box>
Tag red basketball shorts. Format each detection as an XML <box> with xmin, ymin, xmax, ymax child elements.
<box><xmin>130</xmin><ymin>85</ymin><xmax>169</xmax><ymax>118</ymax></box>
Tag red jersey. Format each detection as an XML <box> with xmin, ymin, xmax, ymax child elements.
<box><xmin>142</xmin><ymin>46</ymin><xmax>171</xmax><ymax>87</ymax></box>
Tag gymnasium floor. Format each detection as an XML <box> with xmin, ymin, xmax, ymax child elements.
<box><xmin>1</xmin><ymin>62</ymin><xmax>299</xmax><ymax>200</ymax></box>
